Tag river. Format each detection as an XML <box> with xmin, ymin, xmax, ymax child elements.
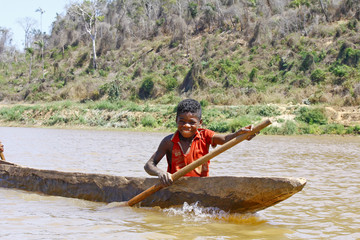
<box><xmin>0</xmin><ymin>127</ymin><xmax>359</xmax><ymax>239</ymax></box>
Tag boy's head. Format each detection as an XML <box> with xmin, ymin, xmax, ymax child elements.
<box><xmin>176</xmin><ymin>99</ymin><xmax>202</xmax><ymax>120</ymax></box>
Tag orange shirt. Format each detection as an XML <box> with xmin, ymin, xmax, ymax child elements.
<box><xmin>168</xmin><ymin>128</ymin><xmax>215</xmax><ymax>177</ymax></box>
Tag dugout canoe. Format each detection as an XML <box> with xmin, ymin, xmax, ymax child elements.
<box><xmin>0</xmin><ymin>160</ymin><xmax>306</xmax><ymax>213</ymax></box>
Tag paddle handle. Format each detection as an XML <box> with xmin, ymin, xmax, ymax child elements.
<box><xmin>172</xmin><ymin>119</ymin><xmax>272</xmax><ymax>181</ymax></box>
<box><xmin>127</xmin><ymin>119</ymin><xmax>271</xmax><ymax>207</ymax></box>
<box><xmin>0</xmin><ymin>152</ymin><xmax>5</xmax><ymax>161</ymax></box>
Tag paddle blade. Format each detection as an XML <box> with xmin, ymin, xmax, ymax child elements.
<box><xmin>127</xmin><ymin>183</ymin><xmax>163</xmax><ymax>206</ymax></box>
<box><xmin>105</xmin><ymin>201</ymin><xmax>129</xmax><ymax>208</ymax></box>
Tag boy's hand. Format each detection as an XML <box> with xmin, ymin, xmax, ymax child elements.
<box><xmin>158</xmin><ymin>171</ymin><xmax>173</xmax><ymax>187</ymax></box>
<box><xmin>237</xmin><ymin>125</ymin><xmax>253</xmax><ymax>134</ymax></box>
<box><xmin>237</xmin><ymin>125</ymin><xmax>258</xmax><ymax>140</ymax></box>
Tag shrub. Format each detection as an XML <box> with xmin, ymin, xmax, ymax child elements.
<box><xmin>99</xmin><ymin>69</ymin><xmax>109</xmax><ymax>77</ymax></box>
<box><xmin>0</xmin><ymin>106</ymin><xmax>25</xmax><ymax>121</ymax></box>
<box><xmin>46</xmin><ymin>114</ymin><xmax>68</xmax><ymax>126</ymax></box>
<box><xmin>262</xmin><ymin>126</ymin><xmax>281</xmax><ymax>135</ymax></box>
<box><xmin>346</xmin><ymin>125</ymin><xmax>360</xmax><ymax>134</ymax></box>
<box><xmin>299</xmin><ymin>52</ymin><xmax>314</xmax><ymax>71</ymax></box>
<box><xmin>100</xmin><ymin>80</ymin><xmax>122</xmax><ymax>101</ymax></box>
<box><xmin>139</xmin><ymin>77</ymin><xmax>154</xmax><ymax>99</ymax></box>
<box><xmin>91</xmin><ymin>100</ymin><xmax>118</xmax><ymax>111</ymax></box>
<box><xmin>310</xmin><ymin>69</ymin><xmax>326</xmax><ymax>83</ymax></box>
<box><xmin>282</xmin><ymin>120</ymin><xmax>298</xmax><ymax>135</ymax></box>
<box><xmin>343</xmin><ymin>48</ymin><xmax>360</xmax><ymax>67</ymax></box>
<box><xmin>308</xmin><ymin>124</ymin><xmax>323</xmax><ymax>134</ymax></box>
<box><xmin>228</xmin><ymin>117</ymin><xmax>253</xmax><ymax>132</ymax></box>
<box><xmin>164</xmin><ymin>76</ymin><xmax>178</xmax><ymax>91</ymax></box>
<box><xmin>295</xmin><ymin>107</ymin><xmax>328</xmax><ymax>125</ymax></box>
<box><xmin>246</xmin><ymin>105</ymin><xmax>281</xmax><ymax>117</ymax></box>
<box><xmin>330</xmin><ymin>64</ymin><xmax>351</xmax><ymax>77</ymax></box>
<box><xmin>207</xmin><ymin>121</ymin><xmax>229</xmax><ymax>132</ymax></box>
<box><xmin>347</xmin><ymin>19</ymin><xmax>358</xmax><ymax>30</ymax></box>
<box><xmin>141</xmin><ymin>114</ymin><xmax>158</xmax><ymax>127</ymax></box>
<box><xmin>203</xmin><ymin>108</ymin><xmax>222</xmax><ymax>120</ymax></box>
<box><xmin>124</xmin><ymin>101</ymin><xmax>143</xmax><ymax>112</ymax></box>
<box><xmin>263</xmin><ymin>120</ymin><xmax>298</xmax><ymax>135</ymax></box>
<box><xmin>249</xmin><ymin>68</ymin><xmax>258</xmax><ymax>82</ymax></box>
<box><xmin>323</xmin><ymin>124</ymin><xmax>345</xmax><ymax>134</ymax></box>
<box><xmin>264</xmin><ymin>73</ymin><xmax>278</xmax><ymax>83</ymax></box>
<box><xmin>338</xmin><ymin>44</ymin><xmax>360</xmax><ymax>67</ymax></box>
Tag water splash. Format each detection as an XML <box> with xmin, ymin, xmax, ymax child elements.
<box><xmin>163</xmin><ymin>202</ymin><xmax>266</xmax><ymax>225</ymax></box>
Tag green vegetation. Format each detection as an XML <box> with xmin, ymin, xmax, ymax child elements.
<box><xmin>295</xmin><ymin>107</ymin><xmax>327</xmax><ymax>125</ymax></box>
<box><xmin>0</xmin><ymin>102</ymin><xmax>359</xmax><ymax>135</ymax></box>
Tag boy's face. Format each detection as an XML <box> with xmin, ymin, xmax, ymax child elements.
<box><xmin>176</xmin><ymin>112</ymin><xmax>202</xmax><ymax>139</ymax></box>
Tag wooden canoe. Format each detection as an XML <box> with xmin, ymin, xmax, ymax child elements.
<box><xmin>0</xmin><ymin>160</ymin><xmax>306</xmax><ymax>213</ymax></box>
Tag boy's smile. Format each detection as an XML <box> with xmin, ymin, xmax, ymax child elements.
<box><xmin>176</xmin><ymin>112</ymin><xmax>202</xmax><ymax>139</ymax></box>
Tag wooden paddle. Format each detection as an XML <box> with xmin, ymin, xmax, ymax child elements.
<box><xmin>124</xmin><ymin>119</ymin><xmax>272</xmax><ymax>207</ymax></box>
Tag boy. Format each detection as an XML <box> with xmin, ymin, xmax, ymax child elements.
<box><xmin>144</xmin><ymin>99</ymin><xmax>256</xmax><ymax>186</ymax></box>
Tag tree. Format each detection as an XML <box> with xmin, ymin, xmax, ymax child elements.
<box><xmin>17</xmin><ymin>17</ymin><xmax>37</xmax><ymax>49</ymax></box>
<box><xmin>36</xmin><ymin>8</ymin><xmax>45</xmax><ymax>79</ymax></box>
<box><xmin>318</xmin><ymin>0</ymin><xmax>330</xmax><ymax>22</ymax></box>
<box><xmin>70</xmin><ymin>0</ymin><xmax>106</xmax><ymax>69</ymax></box>
<box><xmin>0</xmin><ymin>27</ymin><xmax>13</xmax><ymax>55</ymax></box>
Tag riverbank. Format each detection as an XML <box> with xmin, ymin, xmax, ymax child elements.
<box><xmin>0</xmin><ymin>101</ymin><xmax>359</xmax><ymax>135</ymax></box>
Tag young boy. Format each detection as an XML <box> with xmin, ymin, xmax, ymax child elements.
<box><xmin>144</xmin><ymin>99</ymin><xmax>256</xmax><ymax>186</ymax></box>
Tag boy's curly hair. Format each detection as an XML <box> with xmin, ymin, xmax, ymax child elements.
<box><xmin>176</xmin><ymin>99</ymin><xmax>202</xmax><ymax>119</ymax></box>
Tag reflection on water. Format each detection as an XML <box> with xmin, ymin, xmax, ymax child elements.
<box><xmin>0</xmin><ymin>127</ymin><xmax>360</xmax><ymax>239</ymax></box>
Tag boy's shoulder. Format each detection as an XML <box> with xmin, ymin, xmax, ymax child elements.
<box><xmin>157</xmin><ymin>133</ymin><xmax>175</xmax><ymax>153</ymax></box>
<box><xmin>160</xmin><ymin>133</ymin><xmax>175</xmax><ymax>146</ymax></box>
<box><xmin>163</xmin><ymin>133</ymin><xmax>174</xmax><ymax>141</ymax></box>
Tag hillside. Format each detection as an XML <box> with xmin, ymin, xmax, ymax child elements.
<box><xmin>0</xmin><ymin>0</ymin><xmax>359</xmax><ymax>104</ymax></box>
<box><xmin>0</xmin><ymin>0</ymin><xmax>359</xmax><ymax>133</ymax></box>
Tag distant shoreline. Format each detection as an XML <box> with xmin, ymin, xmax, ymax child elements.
<box><xmin>0</xmin><ymin>101</ymin><xmax>359</xmax><ymax>135</ymax></box>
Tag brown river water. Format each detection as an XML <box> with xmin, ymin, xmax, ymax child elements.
<box><xmin>0</xmin><ymin>127</ymin><xmax>359</xmax><ymax>239</ymax></box>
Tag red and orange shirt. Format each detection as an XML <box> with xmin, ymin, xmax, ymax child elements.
<box><xmin>168</xmin><ymin>128</ymin><xmax>215</xmax><ymax>177</ymax></box>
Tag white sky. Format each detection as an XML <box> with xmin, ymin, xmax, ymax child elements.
<box><xmin>0</xmin><ymin>0</ymin><xmax>69</xmax><ymax>50</ymax></box>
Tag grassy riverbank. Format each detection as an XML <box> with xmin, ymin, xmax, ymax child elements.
<box><xmin>0</xmin><ymin>101</ymin><xmax>359</xmax><ymax>135</ymax></box>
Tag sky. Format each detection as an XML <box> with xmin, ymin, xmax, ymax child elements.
<box><xmin>0</xmin><ymin>0</ymin><xmax>70</xmax><ymax>50</ymax></box>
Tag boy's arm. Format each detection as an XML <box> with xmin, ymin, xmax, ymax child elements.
<box><xmin>212</xmin><ymin>125</ymin><xmax>256</xmax><ymax>146</ymax></box>
<box><xmin>144</xmin><ymin>136</ymin><xmax>173</xmax><ymax>186</ymax></box>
